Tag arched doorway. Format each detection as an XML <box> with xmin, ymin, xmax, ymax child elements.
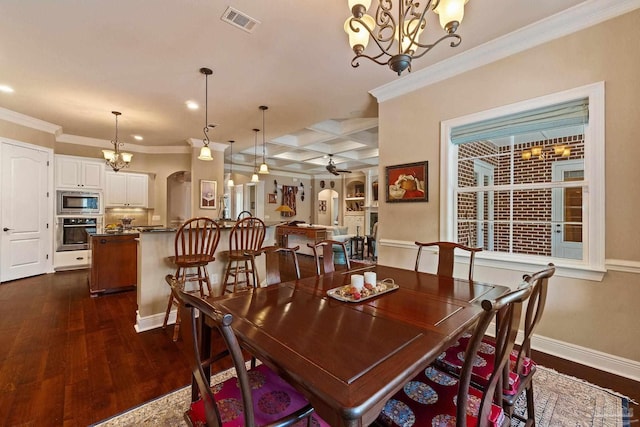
<box><xmin>167</xmin><ymin>171</ymin><xmax>191</xmax><ymax>227</ymax></box>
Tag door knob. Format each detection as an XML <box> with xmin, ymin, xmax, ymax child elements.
<box><xmin>3</xmin><ymin>227</ymin><xmax>12</xmax><ymax>232</ymax></box>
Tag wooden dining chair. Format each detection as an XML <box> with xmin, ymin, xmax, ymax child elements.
<box><xmin>414</xmin><ymin>241</ymin><xmax>483</xmax><ymax>280</ymax></box>
<box><xmin>163</xmin><ymin>217</ymin><xmax>221</xmax><ymax>341</ymax></box>
<box><xmin>376</xmin><ymin>277</ymin><xmax>534</xmax><ymax>427</ymax></box>
<box><xmin>307</xmin><ymin>239</ymin><xmax>351</xmax><ymax>276</ymax></box>
<box><xmin>258</xmin><ymin>245</ymin><xmax>301</xmax><ymax>286</ymax></box>
<box><xmin>168</xmin><ymin>276</ymin><xmax>328</xmax><ymax>427</ymax></box>
<box><xmin>435</xmin><ymin>263</ymin><xmax>556</xmax><ymax>425</ymax></box>
<box><xmin>221</xmin><ymin>217</ymin><xmax>266</xmax><ymax>293</ymax></box>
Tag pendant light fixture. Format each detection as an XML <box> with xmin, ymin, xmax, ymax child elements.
<box><xmin>227</xmin><ymin>140</ymin><xmax>235</xmax><ymax>187</ymax></box>
<box><xmin>251</xmin><ymin>128</ymin><xmax>260</xmax><ymax>183</ymax></box>
<box><xmin>258</xmin><ymin>105</ymin><xmax>270</xmax><ymax>174</ymax></box>
<box><xmin>102</xmin><ymin>111</ymin><xmax>133</xmax><ymax>172</ymax></box>
<box><xmin>198</xmin><ymin>67</ymin><xmax>214</xmax><ymax>161</ymax></box>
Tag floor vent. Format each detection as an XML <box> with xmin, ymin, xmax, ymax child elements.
<box><xmin>220</xmin><ymin>6</ymin><xmax>260</xmax><ymax>33</ymax></box>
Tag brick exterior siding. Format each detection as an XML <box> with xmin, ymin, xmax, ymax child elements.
<box><xmin>456</xmin><ymin>134</ymin><xmax>584</xmax><ymax>256</ymax></box>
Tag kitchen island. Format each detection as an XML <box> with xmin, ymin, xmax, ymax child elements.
<box><xmin>88</xmin><ymin>231</ymin><xmax>139</xmax><ymax>296</ymax></box>
<box><xmin>134</xmin><ymin>222</ymin><xmax>276</xmax><ymax>333</ymax></box>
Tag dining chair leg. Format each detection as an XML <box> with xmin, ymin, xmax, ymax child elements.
<box><xmin>526</xmin><ymin>383</ymin><xmax>536</xmax><ymax>426</ymax></box>
<box><xmin>162</xmin><ymin>294</ymin><xmax>174</xmax><ymax>329</ymax></box>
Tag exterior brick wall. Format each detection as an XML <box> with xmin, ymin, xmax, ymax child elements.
<box><xmin>456</xmin><ymin>134</ymin><xmax>584</xmax><ymax>256</ymax></box>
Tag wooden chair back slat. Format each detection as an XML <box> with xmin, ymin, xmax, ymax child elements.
<box><xmin>307</xmin><ymin>239</ymin><xmax>350</xmax><ymax>275</ymax></box>
<box><xmin>414</xmin><ymin>241</ymin><xmax>482</xmax><ymax>280</ymax></box>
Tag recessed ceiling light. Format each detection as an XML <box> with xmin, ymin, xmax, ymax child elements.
<box><xmin>133</xmin><ymin>135</ymin><xmax>143</xmax><ymax>141</ymax></box>
<box><xmin>186</xmin><ymin>100</ymin><xmax>199</xmax><ymax>110</ymax></box>
<box><xmin>0</xmin><ymin>85</ymin><xmax>15</xmax><ymax>93</ymax></box>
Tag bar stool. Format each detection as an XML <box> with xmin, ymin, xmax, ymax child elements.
<box><xmin>162</xmin><ymin>217</ymin><xmax>220</xmax><ymax>341</ymax></box>
<box><xmin>221</xmin><ymin>217</ymin><xmax>266</xmax><ymax>293</ymax></box>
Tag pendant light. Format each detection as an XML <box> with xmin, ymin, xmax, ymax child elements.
<box><xmin>198</xmin><ymin>67</ymin><xmax>214</xmax><ymax>161</ymax></box>
<box><xmin>251</xmin><ymin>128</ymin><xmax>260</xmax><ymax>183</ymax></box>
<box><xmin>102</xmin><ymin>111</ymin><xmax>133</xmax><ymax>172</ymax></box>
<box><xmin>258</xmin><ymin>105</ymin><xmax>270</xmax><ymax>174</ymax></box>
<box><xmin>227</xmin><ymin>140</ymin><xmax>235</xmax><ymax>187</ymax></box>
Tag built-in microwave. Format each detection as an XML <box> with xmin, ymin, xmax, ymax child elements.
<box><xmin>56</xmin><ymin>190</ymin><xmax>102</xmax><ymax>215</ymax></box>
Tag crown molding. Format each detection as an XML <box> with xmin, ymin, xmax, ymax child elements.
<box><xmin>0</xmin><ymin>106</ymin><xmax>62</xmax><ymax>135</ymax></box>
<box><xmin>57</xmin><ymin>133</ymin><xmax>191</xmax><ymax>154</ymax></box>
<box><xmin>371</xmin><ymin>0</ymin><xmax>640</xmax><ymax>102</ymax></box>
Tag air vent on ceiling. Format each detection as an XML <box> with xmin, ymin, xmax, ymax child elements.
<box><xmin>221</xmin><ymin>6</ymin><xmax>260</xmax><ymax>33</ymax></box>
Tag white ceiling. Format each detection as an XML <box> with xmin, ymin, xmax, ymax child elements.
<box><xmin>0</xmin><ymin>0</ymin><xmax>588</xmax><ymax>176</ymax></box>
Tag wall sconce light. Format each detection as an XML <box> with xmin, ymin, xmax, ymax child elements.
<box><xmin>273</xmin><ymin>179</ymin><xmax>278</xmax><ymax>195</ymax></box>
<box><xmin>299</xmin><ymin>182</ymin><xmax>305</xmax><ymax>201</ymax></box>
<box><xmin>522</xmin><ymin>144</ymin><xmax>571</xmax><ymax>160</ymax></box>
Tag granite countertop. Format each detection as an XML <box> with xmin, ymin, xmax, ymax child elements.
<box><xmin>89</xmin><ymin>230</ymin><xmax>140</xmax><ymax>237</ymax></box>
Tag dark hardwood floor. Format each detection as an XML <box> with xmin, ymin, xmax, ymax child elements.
<box><xmin>0</xmin><ymin>257</ymin><xmax>637</xmax><ymax>426</ymax></box>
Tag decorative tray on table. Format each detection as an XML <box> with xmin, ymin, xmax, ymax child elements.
<box><xmin>327</xmin><ymin>279</ymin><xmax>399</xmax><ymax>303</ymax></box>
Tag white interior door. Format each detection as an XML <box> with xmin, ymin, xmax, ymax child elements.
<box><xmin>1</xmin><ymin>141</ymin><xmax>51</xmax><ymax>282</ymax></box>
<box><xmin>552</xmin><ymin>160</ymin><xmax>584</xmax><ymax>259</ymax></box>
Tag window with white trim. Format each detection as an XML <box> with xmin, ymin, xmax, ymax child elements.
<box><xmin>440</xmin><ymin>83</ymin><xmax>605</xmax><ymax>277</ymax></box>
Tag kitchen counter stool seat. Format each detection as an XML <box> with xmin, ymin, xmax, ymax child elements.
<box><xmin>163</xmin><ymin>217</ymin><xmax>221</xmax><ymax>341</ymax></box>
<box><xmin>221</xmin><ymin>217</ymin><xmax>266</xmax><ymax>293</ymax></box>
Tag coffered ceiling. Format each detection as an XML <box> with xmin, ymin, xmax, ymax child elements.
<box><xmin>0</xmin><ymin>0</ymin><xmax>589</xmax><ymax>176</ymax></box>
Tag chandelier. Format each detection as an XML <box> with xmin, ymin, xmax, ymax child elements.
<box><xmin>344</xmin><ymin>0</ymin><xmax>470</xmax><ymax>76</ymax></box>
<box><xmin>258</xmin><ymin>105</ymin><xmax>270</xmax><ymax>174</ymax></box>
<box><xmin>251</xmin><ymin>128</ymin><xmax>260</xmax><ymax>182</ymax></box>
<box><xmin>198</xmin><ymin>67</ymin><xmax>215</xmax><ymax>161</ymax></box>
<box><xmin>102</xmin><ymin>111</ymin><xmax>133</xmax><ymax>172</ymax></box>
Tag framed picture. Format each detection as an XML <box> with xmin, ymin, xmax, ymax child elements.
<box><xmin>386</xmin><ymin>161</ymin><xmax>428</xmax><ymax>203</ymax></box>
<box><xmin>268</xmin><ymin>193</ymin><xmax>277</xmax><ymax>204</ymax></box>
<box><xmin>199</xmin><ymin>180</ymin><xmax>217</xmax><ymax>209</ymax></box>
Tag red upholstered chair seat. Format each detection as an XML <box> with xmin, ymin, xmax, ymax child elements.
<box><xmin>436</xmin><ymin>333</ymin><xmax>536</xmax><ymax>395</ymax></box>
<box><xmin>186</xmin><ymin>364</ymin><xmax>329</xmax><ymax>427</ymax></box>
<box><xmin>378</xmin><ymin>366</ymin><xmax>505</xmax><ymax>427</ymax></box>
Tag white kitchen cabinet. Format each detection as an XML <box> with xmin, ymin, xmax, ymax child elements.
<box><xmin>105</xmin><ymin>171</ymin><xmax>148</xmax><ymax>207</ymax></box>
<box><xmin>55</xmin><ymin>155</ymin><xmax>105</xmax><ymax>189</ymax></box>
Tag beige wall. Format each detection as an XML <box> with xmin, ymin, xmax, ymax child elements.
<box><xmin>377</xmin><ymin>10</ymin><xmax>640</xmax><ymax>363</ymax></box>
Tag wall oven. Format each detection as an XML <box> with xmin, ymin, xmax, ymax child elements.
<box><xmin>56</xmin><ymin>190</ymin><xmax>102</xmax><ymax>216</ymax></box>
<box><xmin>56</xmin><ymin>217</ymin><xmax>102</xmax><ymax>251</ymax></box>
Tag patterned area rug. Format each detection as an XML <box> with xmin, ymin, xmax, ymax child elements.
<box><xmin>92</xmin><ymin>365</ymin><xmax>631</xmax><ymax>427</ymax></box>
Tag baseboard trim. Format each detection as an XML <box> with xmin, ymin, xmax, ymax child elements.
<box><xmin>530</xmin><ymin>334</ymin><xmax>640</xmax><ymax>383</ymax></box>
<box><xmin>134</xmin><ymin>309</ymin><xmax>175</xmax><ymax>333</ymax></box>
<box><xmin>486</xmin><ymin>324</ymin><xmax>640</xmax><ymax>382</ymax></box>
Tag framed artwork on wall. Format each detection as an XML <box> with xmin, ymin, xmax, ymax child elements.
<box><xmin>268</xmin><ymin>193</ymin><xmax>277</xmax><ymax>204</ymax></box>
<box><xmin>385</xmin><ymin>161</ymin><xmax>428</xmax><ymax>203</ymax></box>
<box><xmin>200</xmin><ymin>180</ymin><xmax>217</xmax><ymax>209</ymax></box>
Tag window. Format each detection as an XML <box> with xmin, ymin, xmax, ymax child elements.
<box><xmin>440</xmin><ymin>83</ymin><xmax>605</xmax><ymax>279</ymax></box>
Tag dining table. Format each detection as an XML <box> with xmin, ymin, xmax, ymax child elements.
<box><xmin>201</xmin><ymin>264</ymin><xmax>509</xmax><ymax>427</ymax></box>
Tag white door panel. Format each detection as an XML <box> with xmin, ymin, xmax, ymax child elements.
<box><xmin>552</xmin><ymin>160</ymin><xmax>584</xmax><ymax>260</ymax></box>
<box><xmin>1</xmin><ymin>141</ymin><xmax>50</xmax><ymax>282</ymax></box>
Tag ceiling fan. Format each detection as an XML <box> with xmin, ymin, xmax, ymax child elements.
<box><xmin>326</xmin><ymin>154</ymin><xmax>352</xmax><ymax>176</ymax></box>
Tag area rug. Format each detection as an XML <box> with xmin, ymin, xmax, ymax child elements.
<box><xmin>92</xmin><ymin>365</ymin><xmax>632</xmax><ymax>427</ymax></box>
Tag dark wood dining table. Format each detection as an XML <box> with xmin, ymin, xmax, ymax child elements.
<box><xmin>203</xmin><ymin>264</ymin><xmax>509</xmax><ymax>427</ymax></box>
